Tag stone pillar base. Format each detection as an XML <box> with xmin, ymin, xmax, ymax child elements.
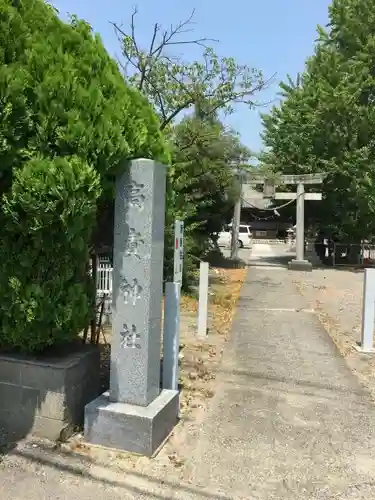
<box><xmin>288</xmin><ymin>259</ymin><xmax>313</xmax><ymax>272</ymax></box>
<box><xmin>84</xmin><ymin>389</ymin><xmax>179</xmax><ymax>456</ymax></box>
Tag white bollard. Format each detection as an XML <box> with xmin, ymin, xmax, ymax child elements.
<box><xmin>355</xmin><ymin>268</ymin><xmax>375</xmax><ymax>353</ymax></box>
<box><xmin>163</xmin><ymin>282</ymin><xmax>181</xmax><ymax>390</ymax></box>
<box><xmin>197</xmin><ymin>261</ymin><xmax>209</xmax><ymax>338</ymax></box>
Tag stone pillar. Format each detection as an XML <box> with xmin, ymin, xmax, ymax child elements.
<box><xmin>110</xmin><ymin>158</ymin><xmax>165</xmax><ymax>406</ymax></box>
<box><xmin>84</xmin><ymin>159</ymin><xmax>179</xmax><ymax>456</ymax></box>
<box><xmin>295</xmin><ymin>182</ymin><xmax>305</xmax><ymax>262</ymax></box>
<box><xmin>288</xmin><ymin>183</ymin><xmax>312</xmax><ymax>271</ymax></box>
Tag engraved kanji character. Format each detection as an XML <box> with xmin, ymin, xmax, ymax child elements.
<box><xmin>119</xmin><ymin>277</ymin><xmax>143</xmax><ymax>305</ymax></box>
<box><xmin>129</xmin><ymin>181</ymin><xmax>145</xmax><ymax>210</ymax></box>
<box><xmin>126</xmin><ymin>228</ymin><xmax>144</xmax><ymax>260</ymax></box>
<box><xmin>120</xmin><ymin>324</ymin><xmax>141</xmax><ymax>349</ymax></box>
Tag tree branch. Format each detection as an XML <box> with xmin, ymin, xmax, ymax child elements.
<box><xmin>150</xmin><ymin>10</ymin><xmax>218</xmax><ymax>58</ymax></box>
<box><xmin>112</xmin><ymin>8</ymin><xmax>217</xmax><ymax>92</ymax></box>
<box><xmin>208</xmin><ymin>73</ymin><xmax>276</xmax><ymax>115</ymax></box>
<box><xmin>112</xmin><ymin>8</ymin><xmax>271</xmax><ymax>127</ymax></box>
<box><xmin>160</xmin><ymin>99</ymin><xmax>195</xmax><ymax>130</ymax></box>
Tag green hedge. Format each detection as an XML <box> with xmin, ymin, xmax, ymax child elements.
<box><xmin>0</xmin><ymin>156</ymin><xmax>100</xmax><ymax>353</ymax></box>
<box><xmin>0</xmin><ymin>0</ymin><xmax>169</xmax><ymax>353</ymax></box>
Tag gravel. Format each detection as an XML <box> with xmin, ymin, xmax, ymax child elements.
<box><xmin>293</xmin><ymin>267</ymin><xmax>375</xmax><ymax>398</ymax></box>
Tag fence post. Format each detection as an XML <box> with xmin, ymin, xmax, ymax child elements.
<box><xmin>197</xmin><ymin>261</ymin><xmax>209</xmax><ymax>338</ymax></box>
<box><xmin>354</xmin><ymin>268</ymin><xmax>375</xmax><ymax>353</ymax></box>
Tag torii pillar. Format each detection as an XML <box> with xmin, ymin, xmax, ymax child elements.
<box><xmin>273</xmin><ymin>174</ymin><xmax>326</xmax><ymax>271</ymax></box>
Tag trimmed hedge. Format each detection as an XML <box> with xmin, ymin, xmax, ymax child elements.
<box><xmin>0</xmin><ymin>0</ymin><xmax>168</xmax><ymax>353</ymax></box>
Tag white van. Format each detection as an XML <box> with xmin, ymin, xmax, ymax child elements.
<box><xmin>217</xmin><ymin>224</ymin><xmax>252</xmax><ymax>249</ymax></box>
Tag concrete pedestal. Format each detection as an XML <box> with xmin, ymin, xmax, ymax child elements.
<box><xmin>0</xmin><ymin>345</ymin><xmax>99</xmax><ymax>445</ymax></box>
<box><xmin>288</xmin><ymin>259</ymin><xmax>313</xmax><ymax>272</ymax></box>
<box><xmin>85</xmin><ymin>389</ymin><xmax>179</xmax><ymax>456</ymax></box>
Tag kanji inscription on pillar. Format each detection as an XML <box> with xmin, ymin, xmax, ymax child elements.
<box><xmin>120</xmin><ymin>277</ymin><xmax>143</xmax><ymax>305</ymax></box>
<box><xmin>126</xmin><ymin>228</ymin><xmax>144</xmax><ymax>259</ymax></box>
<box><xmin>129</xmin><ymin>181</ymin><xmax>145</xmax><ymax>210</ymax></box>
<box><xmin>120</xmin><ymin>323</ymin><xmax>141</xmax><ymax>349</ymax></box>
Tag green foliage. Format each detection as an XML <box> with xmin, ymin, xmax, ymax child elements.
<box><xmin>114</xmin><ymin>9</ymin><xmax>266</xmax><ymax>129</ymax></box>
<box><xmin>0</xmin><ymin>0</ymin><xmax>168</xmax><ymax>197</ymax></box>
<box><xmin>164</xmin><ymin>116</ymin><xmax>249</xmax><ymax>285</ymax></box>
<box><xmin>0</xmin><ymin>0</ymin><xmax>168</xmax><ymax>352</ymax></box>
<box><xmin>0</xmin><ymin>156</ymin><xmax>101</xmax><ymax>353</ymax></box>
<box><xmin>113</xmin><ymin>10</ymin><xmax>261</xmax><ymax>282</ymax></box>
<box><xmin>261</xmin><ymin>0</ymin><xmax>375</xmax><ymax>240</ymax></box>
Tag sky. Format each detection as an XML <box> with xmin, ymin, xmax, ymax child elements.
<box><xmin>51</xmin><ymin>0</ymin><xmax>331</xmax><ymax>155</ymax></box>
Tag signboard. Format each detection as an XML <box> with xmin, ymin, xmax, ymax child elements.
<box><xmin>278</xmin><ymin>173</ymin><xmax>326</xmax><ymax>185</ymax></box>
<box><xmin>174</xmin><ymin>220</ymin><xmax>184</xmax><ymax>284</ymax></box>
<box><xmin>263</xmin><ymin>179</ymin><xmax>275</xmax><ymax>198</ymax></box>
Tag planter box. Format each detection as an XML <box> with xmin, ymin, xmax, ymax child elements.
<box><xmin>0</xmin><ymin>344</ymin><xmax>100</xmax><ymax>445</ymax></box>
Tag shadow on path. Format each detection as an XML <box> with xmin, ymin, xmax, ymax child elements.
<box><xmin>248</xmin><ymin>254</ymin><xmax>292</xmax><ymax>268</ymax></box>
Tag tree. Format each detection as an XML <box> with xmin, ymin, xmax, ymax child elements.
<box><xmin>0</xmin><ymin>0</ymin><xmax>168</xmax><ymax>352</ymax></box>
<box><xmin>0</xmin><ymin>0</ymin><xmax>168</xmax><ymax>194</ymax></box>
<box><xmin>112</xmin><ymin>8</ymin><xmax>269</xmax><ymax>129</ymax></box>
<box><xmin>260</xmin><ymin>0</ymin><xmax>375</xmax><ymax>241</ymax></box>
<box><xmin>112</xmin><ymin>8</ymin><xmax>263</xmax><ymax>281</ymax></box>
<box><xmin>163</xmin><ymin>114</ymin><xmax>250</xmax><ymax>283</ymax></box>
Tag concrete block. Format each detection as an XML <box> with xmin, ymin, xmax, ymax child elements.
<box><xmin>0</xmin><ymin>345</ymin><xmax>100</xmax><ymax>443</ymax></box>
<box><xmin>32</xmin><ymin>415</ymin><xmax>72</xmax><ymax>441</ymax></box>
<box><xmin>288</xmin><ymin>259</ymin><xmax>313</xmax><ymax>272</ymax></box>
<box><xmin>85</xmin><ymin>389</ymin><xmax>179</xmax><ymax>456</ymax></box>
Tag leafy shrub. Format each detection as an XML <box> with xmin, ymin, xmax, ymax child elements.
<box><xmin>0</xmin><ymin>156</ymin><xmax>101</xmax><ymax>353</ymax></box>
<box><xmin>0</xmin><ymin>0</ymin><xmax>169</xmax><ymax>353</ymax></box>
<box><xmin>0</xmin><ymin>0</ymin><xmax>168</xmax><ymax>197</ymax></box>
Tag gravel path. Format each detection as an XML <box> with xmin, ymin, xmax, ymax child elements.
<box><xmin>293</xmin><ymin>267</ymin><xmax>375</xmax><ymax>398</ymax></box>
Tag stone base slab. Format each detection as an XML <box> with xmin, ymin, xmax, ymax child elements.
<box><xmin>0</xmin><ymin>345</ymin><xmax>100</xmax><ymax>445</ymax></box>
<box><xmin>84</xmin><ymin>389</ymin><xmax>179</xmax><ymax>456</ymax></box>
<box><xmin>288</xmin><ymin>259</ymin><xmax>313</xmax><ymax>272</ymax></box>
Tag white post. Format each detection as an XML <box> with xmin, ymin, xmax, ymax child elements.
<box><xmin>163</xmin><ymin>282</ymin><xmax>181</xmax><ymax>390</ymax></box>
<box><xmin>230</xmin><ymin>196</ymin><xmax>241</xmax><ymax>260</ymax></box>
<box><xmin>198</xmin><ymin>261</ymin><xmax>209</xmax><ymax>338</ymax></box>
<box><xmin>355</xmin><ymin>268</ymin><xmax>375</xmax><ymax>353</ymax></box>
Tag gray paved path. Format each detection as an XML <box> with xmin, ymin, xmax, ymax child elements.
<box><xmin>1</xmin><ymin>244</ymin><xmax>375</xmax><ymax>499</ymax></box>
<box><xmin>168</xmin><ymin>244</ymin><xmax>375</xmax><ymax>499</ymax></box>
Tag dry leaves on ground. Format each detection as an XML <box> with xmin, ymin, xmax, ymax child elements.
<box><xmin>178</xmin><ymin>267</ymin><xmax>247</xmax><ymax>417</ymax></box>
<box><xmin>65</xmin><ymin>266</ymin><xmax>247</xmax><ymax>475</ymax></box>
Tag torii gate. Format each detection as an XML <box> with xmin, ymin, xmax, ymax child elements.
<box><xmin>241</xmin><ymin>173</ymin><xmax>326</xmax><ymax>271</ymax></box>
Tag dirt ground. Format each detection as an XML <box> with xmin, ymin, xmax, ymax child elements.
<box><xmin>57</xmin><ymin>265</ymin><xmax>247</xmax><ymax>483</ymax></box>
<box><xmin>293</xmin><ymin>267</ymin><xmax>375</xmax><ymax>400</ymax></box>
